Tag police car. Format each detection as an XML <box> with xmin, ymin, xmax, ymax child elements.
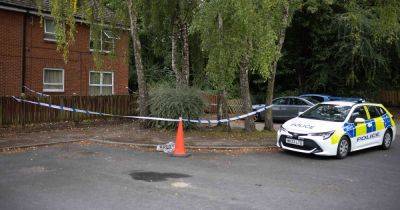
<box><xmin>277</xmin><ymin>101</ymin><xmax>397</xmax><ymax>158</ymax></box>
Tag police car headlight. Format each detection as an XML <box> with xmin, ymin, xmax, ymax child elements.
<box><xmin>308</xmin><ymin>131</ymin><xmax>335</xmax><ymax>140</ymax></box>
<box><xmin>278</xmin><ymin>126</ymin><xmax>289</xmax><ymax>134</ymax></box>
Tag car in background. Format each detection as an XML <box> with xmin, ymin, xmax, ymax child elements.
<box><xmin>299</xmin><ymin>94</ymin><xmax>365</xmax><ymax>103</ymax></box>
<box><xmin>299</xmin><ymin>94</ymin><xmax>331</xmax><ymax>103</ymax></box>
<box><xmin>253</xmin><ymin>96</ymin><xmax>316</xmax><ymax>122</ymax></box>
<box><xmin>277</xmin><ymin>101</ymin><xmax>396</xmax><ymax>158</ymax></box>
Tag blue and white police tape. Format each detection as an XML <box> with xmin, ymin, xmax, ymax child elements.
<box><xmin>11</xmin><ymin>96</ymin><xmax>272</xmax><ymax>124</ymax></box>
<box><xmin>24</xmin><ymin>86</ymin><xmax>50</xmax><ymax>97</ymax></box>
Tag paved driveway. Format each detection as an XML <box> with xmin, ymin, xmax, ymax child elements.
<box><xmin>1</xmin><ymin>131</ymin><xmax>399</xmax><ymax>210</ymax></box>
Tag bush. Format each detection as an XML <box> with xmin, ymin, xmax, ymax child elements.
<box><xmin>149</xmin><ymin>85</ymin><xmax>206</xmax><ymax>129</ymax></box>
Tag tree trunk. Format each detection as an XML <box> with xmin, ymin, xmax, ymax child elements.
<box><xmin>171</xmin><ymin>19</ymin><xmax>181</xmax><ymax>86</ymax></box>
<box><xmin>264</xmin><ymin>3</ymin><xmax>290</xmax><ymax>131</ymax></box>
<box><xmin>216</xmin><ymin>91</ymin><xmax>222</xmax><ymax>125</ymax></box>
<box><xmin>127</xmin><ymin>0</ymin><xmax>148</xmax><ymax>116</ymax></box>
<box><xmin>264</xmin><ymin>62</ymin><xmax>276</xmax><ymax>131</ymax></box>
<box><xmin>239</xmin><ymin>54</ymin><xmax>255</xmax><ymax>132</ymax></box>
<box><xmin>181</xmin><ymin>22</ymin><xmax>190</xmax><ymax>86</ymax></box>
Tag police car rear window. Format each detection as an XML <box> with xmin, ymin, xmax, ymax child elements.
<box><xmin>368</xmin><ymin>106</ymin><xmax>382</xmax><ymax>118</ymax></box>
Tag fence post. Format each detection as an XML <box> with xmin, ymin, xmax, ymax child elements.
<box><xmin>0</xmin><ymin>98</ymin><xmax>3</xmax><ymax>126</ymax></box>
<box><xmin>21</xmin><ymin>95</ymin><xmax>25</xmax><ymax>127</ymax></box>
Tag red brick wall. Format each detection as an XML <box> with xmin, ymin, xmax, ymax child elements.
<box><xmin>0</xmin><ymin>9</ymin><xmax>23</xmax><ymax>96</ymax></box>
<box><xmin>0</xmin><ymin>9</ymin><xmax>129</xmax><ymax>96</ymax></box>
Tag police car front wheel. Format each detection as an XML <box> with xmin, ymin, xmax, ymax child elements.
<box><xmin>382</xmin><ymin>130</ymin><xmax>392</xmax><ymax>150</ymax></box>
<box><xmin>336</xmin><ymin>137</ymin><xmax>350</xmax><ymax>159</ymax></box>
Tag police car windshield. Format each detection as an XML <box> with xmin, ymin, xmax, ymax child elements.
<box><xmin>299</xmin><ymin>104</ymin><xmax>351</xmax><ymax>122</ymax></box>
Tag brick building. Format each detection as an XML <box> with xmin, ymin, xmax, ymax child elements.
<box><xmin>0</xmin><ymin>0</ymin><xmax>129</xmax><ymax>96</ymax></box>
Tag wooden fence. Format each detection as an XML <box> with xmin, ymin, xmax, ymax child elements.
<box><xmin>0</xmin><ymin>95</ymin><xmax>137</xmax><ymax>126</ymax></box>
<box><xmin>202</xmin><ymin>93</ymin><xmax>244</xmax><ymax>114</ymax></box>
<box><xmin>379</xmin><ymin>91</ymin><xmax>400</xmax><ymax>107</ymax></box>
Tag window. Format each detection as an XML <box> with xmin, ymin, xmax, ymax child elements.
<box><xmin>290</xmin><ymin>98</ymin><xmax>308</xmax><ymax>105</ymax></box>
<box><xmin>368</xmin><ymin>106</ymin><xmax>382</xmax><ymax>119</ymax></box>
<box><xmin>89</xmin><ymin>71</ymin><xmax>113</xmax><ymax>95</ymax></box>
<box><xmin>89</xmin><ymin>30</ymin><xmax>118</xmax><ymax>53</ymax></box>
<box><xmin>43</xmin><ymin>68</ymin><xmax>64</xmax><ymax>92</ymax></box>
<box><xmin>312</xmin><ymin>96</ymin><xmax>325</xmax><ymax>102</ymax></box>
<box><xmin>349</xmin><ymin>106</ymin><xmax>368</xmax><ymax>122</ymax></box>
<box><xmin>300</xmin><ymin>96</ymin><xmax>320</xmax><ymax>104</ymax></box>
<box><xmin>377</xmin><ymin>107</ymin><xmax>387</xmax><ymax>116</ymax></box>
<box><xmin>44</xmin><ymin>19</ymin><xmax>56</xmax><ymax>41</ymax></box>
<box><xmin>273</xmin><ymin>98</ymin><xmax>288</xmax><ymax>105</ymax></box>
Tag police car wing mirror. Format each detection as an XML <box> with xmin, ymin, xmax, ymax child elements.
<box><xmin>354</xmin><ymin>117</ymin><xmax>365</xmax><ymax>124</ymax></box>
<box><xmin>298</xmin><ymin>111</ymin><xmax>304</xmax><ymax>116</ymax></box>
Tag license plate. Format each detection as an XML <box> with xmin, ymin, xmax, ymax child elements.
<box><xmin>286</xmin><ymin>138</ymin><xmax>304</xmax><ymax>146</ymax></box>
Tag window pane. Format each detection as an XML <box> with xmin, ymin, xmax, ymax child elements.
<box><xmin>90</xmin><ymin>72</ymin><xmax>101</xmax><ymax>84</ymax></box>
<box><xmin>102</xmin><ymin>86</ymin><xmax>112</xmax><ymax>95</ymax></box>
<box><xmin>350</xmin><ymin>107</ymin><xmax>368</xmax><ymax>122</ymax></box>
<box><xmin>102</xmin><ymin>30</ymin><xmax>115</xmax><ymax>52</ymax></box>
<box><xmin>103</xmin><ymin>73</ymin><xmax>112</xmax><ymax>85</ymax></box>
<box><xmin>368</xmin><ymin>106</ymin><xmax>382</xmax><ymax>118</ymax></box>
<box><xmin>44</xmin><ymin>69</ymin><xmax>62</xmax><ymax>83</ymax></box>
<box><xmin>45</xmin><ymin>19</ymin><xmax>55</xmax><ymax>33</ymax></box>
<box><xmin>273</xmin><ymin>98</ymin><xmax>287</xmax><ymax>105</ymax></box>
<box><xmin>103</xmin><ymin>30</ymin><xmax>115</xmax><ymax>39</ymax></box>
<box><xmin>89</xmin><ymin>86</ymin><xmax>101</xmax><ymax>96</ymax></box>
<box><xmin>89</xmin><ymin>29</ymin><xmax>102</xmax><ymax>50</ymax></box>
<box><xmin>292</xmin><ymin>99</ymin><xmax>307</xmax><ymax>105</ymax></box>
<box><xmin>44</xmin><ymin>84</ymin><xmax>63</xmax><ymax>90</ymax></box>
<box><xmin>102</xmin><ymin>40</ymin><xmax>113</xmax><ymax>52</ymax></box>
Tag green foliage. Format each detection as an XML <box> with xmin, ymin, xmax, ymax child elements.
<box><xmin>35</xmin><ymin>0</ymin><xmax>78</xmax><ymax>62</ymax></box>
<box><xmin>149</xmin><ymin>84</ymin><xmax>206</xmax><ymax>129</ymax></box>
<box><xmin>192</xmin><ymin>0</ymin><xmax>286</xmax><ymax>92</ymax></box>
<box><xmin>272</xmin><ymin>0</ymin><xmax>400</xmax><ymax>98</ymax></box>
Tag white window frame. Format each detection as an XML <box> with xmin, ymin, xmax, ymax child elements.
<box><xmin>89</xmin><ymin>30</ymin><xmax>117</xmax><ymax>53</ymax></box>
<box><xmin>89</xmin><ymin>71</ymin><xmax>114</xmax><ymax>95</ymax></box>
<box><xmin>44</xmin><ymin>19</ymin><xmax>56</xmax><ymax>42</ymax></box>
<box><xmin>43</xmin><ymin>68</ymin><xmax>65</xmax><ymax>92</ymax></box>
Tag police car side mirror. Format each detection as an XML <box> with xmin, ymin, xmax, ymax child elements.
<box><xmin>298</xmin><ymin>111</ymin><xmax>304</xmax><ymax>116</ymax></box>
<box><xmin>354</xmin><ymin>117</ymin><xmax>365</xmax><ymax>124</ymax></box>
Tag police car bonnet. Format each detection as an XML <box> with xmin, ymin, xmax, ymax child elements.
<box><xmin>284</xmin><ymin>117</ymin><xmax>343</xmax><ymax>133</ymax></box>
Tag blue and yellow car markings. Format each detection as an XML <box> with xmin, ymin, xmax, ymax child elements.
<box><xmin>331</xmin><ymin>104</ymin><xmax>395</xmax><ymax>145</ymax></box>
<box><xmin>374</xmin><ymin>116</ymin><xmax>385</xmax><ymax>131</ymax></box>
<box><xmin>382</xmin><ymin>114</ymin><xmax>392</xmax><ymax>128</ymax></box>
<box><xmin>366</xmin><ymin>119</ymin><xmax>376</xmax><ymax>133</ymax></box>
<box><xmin>344</xmin><ymin>123</ymin><xmax>356</xmax><ymax>138</ymax></box>
<box><xmin>355</xmin><ymin>123</ymin><xmax>367</xmax><ymax>137</ymax></box>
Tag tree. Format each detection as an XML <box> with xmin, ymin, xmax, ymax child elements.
<box><xmin>274</xmin><ymin>0</ymin><xmax>400</xmax><ymax>98</ymax></box>
<box><xmin>194</xmin><ymin>0</ymin><xmax>281</xmax><ymax>131</ymax></box>
<box><xmin>143</xmin><ymin>0</ymin><xmax>199</xmax><ymax>87</ymax></box>
<box><xmin>126</xmin><ymin>0</ymin><xmax>149</xmax><ymax>116</ymax></box>
<box><xmin>264</xmin><ymin>1</ymin><xmax>291</xmax><ymax>131</ymax></box>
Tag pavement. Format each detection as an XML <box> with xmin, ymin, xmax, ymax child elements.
<box><xmin>0</xmin><ymin>138</ymin><xmax>400</xmax><ymax>210</ymax></box>
<box><xmin>0</xmin><ymin>121</ymin><xmax>278</xmax><ymax>150</ymax></box>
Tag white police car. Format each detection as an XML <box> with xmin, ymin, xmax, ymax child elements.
<box><xmin>277</xmin><ymin>101</ymin><xmax>397</xmax><ymax>158</ymax></box>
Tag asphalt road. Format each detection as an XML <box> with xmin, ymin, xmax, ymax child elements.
<box><xmin>0</xmin><ymin>131</ymin><xmax>399</xmax><ymax>210</ymax></box>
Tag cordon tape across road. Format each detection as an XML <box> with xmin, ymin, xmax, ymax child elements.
<box><xmin>11</xmin><ymin>96</ymin><xmax>273</xmax><ymax>124</ymax></box>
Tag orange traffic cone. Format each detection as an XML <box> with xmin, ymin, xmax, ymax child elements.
<box><xmin>171</xmin><ymin>117</ymin><xmax>191</xmax><ymax>157</ymax></box>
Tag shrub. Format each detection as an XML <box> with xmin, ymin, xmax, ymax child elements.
<box><xmin>149</xmin><ymin>84</ymin><xmax>206</xmax><ymax>129</ymax></box>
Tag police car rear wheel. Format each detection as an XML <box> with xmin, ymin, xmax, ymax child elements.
<box><xmin>336</xmin><ymin>137</ymin><xmax>350</xmax><ymax>159</ymax></box>
<box><xmin>382</xmin><ymin>131</ymin><xmax>392</xmax><ymax>150</ymax></box>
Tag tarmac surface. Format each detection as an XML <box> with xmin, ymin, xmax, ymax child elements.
<box><xmin>1</xmin><ymin>131</ymin><xmax>399</xmax><ymax>210</ymax></box>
